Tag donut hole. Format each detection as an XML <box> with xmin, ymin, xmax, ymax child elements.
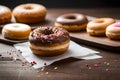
<box><xmin>13</xmin><ymin>25</ymin><xmax>19</xmax><ymax>28</ymax></box>
<box><xmin>66</xmin><ymin>16</ymin><xmax>76</xmax><ymax>19</ymax></box>
<box><xmin>43</xmin><ymin>29</ymin><xmax>53</xmax><ymax>35</ymax></box>
<box><xmin>96</xmin><ymin>20</ymin><xmax>104</xmax><ymax>23</ymax></box>
<box><xmin>24</xmin><ymin>6</ymin><xmax>33</xmax><ymax>10</ymax></box>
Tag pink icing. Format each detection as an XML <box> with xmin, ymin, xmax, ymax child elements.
<box><xmin>114</xmin><ymin>22</ymin><xmax>120</xmax><ymax>27</ymax></box>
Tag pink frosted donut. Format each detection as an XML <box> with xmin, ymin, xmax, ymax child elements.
<box><xmin>106</xmin><ymin>22</ymin><xmax>120</xmax><ymax>40</ymax></box>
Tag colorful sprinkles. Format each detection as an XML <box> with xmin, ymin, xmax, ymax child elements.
<box><xmin>29</xmin><ymin>26</ymin><xmax>69</xmax><ymax>44</ymax></box>
<box><xmin>54</xmin><ymin>67</ymin><xmax>58</xmax><ymax>70</ymax></box>
<box><xmin>2</xmin><ymin>48</ymin><xmax>119</xmax><ymax>79</ymax></box>
<box><xmin>44</xmin><ymin>62</ymin><xmax>47</xmax><ymax>66</ymax></box>
<box><xmin>31</xmin><ymin>61</ymin><xmax>37</xmax><ymax>66</ymax></box>
<box><xmin>94</xmin><ymin>63</ymin><xmax>99</xmax><ymax>67</ymax></box>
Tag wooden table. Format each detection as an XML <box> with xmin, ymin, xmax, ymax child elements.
<box><xmin>0</xmin><ymin>8</ymin><xmax>120</xmax><ymax>80</ymax></box>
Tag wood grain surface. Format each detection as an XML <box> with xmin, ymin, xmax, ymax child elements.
<box><xmin>70</xmin><ymin>32</ymin><xmax>120</xmax><ymax>52</ymax></box>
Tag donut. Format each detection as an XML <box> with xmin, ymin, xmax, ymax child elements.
<box><xmin>106</xmin><ymin>22</ymin><xmax>120</xmax><ymax>40</ymax></box>
<box><xmin>2</xmin><ymin>23</ymin><xmax>31</xmax><ymax>40</ymax></box>
<box><xmin>87</xmin><ymin>18</ymin><xmax>116</xmax><ymax>36</ymax></box>
<box><xmin>0</xmin><ymin>5</ymin><xmax>12</xmax><ymax>24</ymax></box>
<box><xmin>12</xmin><ymin>3</ymin><xmax>47</xmax><ymax>24</ymax></box>
<box><xmin>29</xmin><ymin>26</ymin><xmax>70</xmax><ymax>56</ymax></box>
<box><xmin>55</xmin><ymin>13</ymin><xmax>88</xmax><ymax>31</ymax></box>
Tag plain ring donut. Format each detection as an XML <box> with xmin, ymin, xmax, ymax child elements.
<box><xmin>12</xmin><ymin>3</ymin><xmax>47</xmax><ymax>24</ymax></box>
<box><xmin>106</xmin><ymin>22</ymin><xmax>120</xmax><ymax>40</ymax></box>
<box><xmin>2</xmin><ymin>23</ymin><xmax>31</xmax><ymax>40</ymax></box>
<box><xmin>55</xmin><ymin>13</ymin><xmax>88</xmax><ymax>31</ymax></box>
<box><xmin>29</xmin><ymin>26</ymin><xmax>70</xmax><ymax>56</ymax></box>
<box><xmin>87</xmin><ymin>18</ymin><xmax>116</xmax><ymax>36</ymax></box>
<box><xmin>0</xmin><ymin>5</ymin><xmax>12</xmax><ymax>24</ymax></box>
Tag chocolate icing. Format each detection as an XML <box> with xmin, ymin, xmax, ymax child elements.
<box><xmin>56</xmin><ymin>13</ymin><xmax>88</xmax><ymax>25</ymax></box>
<box><xmin>29</xmin><ymin>26</ymin><xmax>70</xmax><ymax>45</ymax></box>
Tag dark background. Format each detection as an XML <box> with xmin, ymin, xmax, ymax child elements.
<box><xmin>0</xmin><ymin>0</ymin><xmax>120</xmax><ymax>9</ymax></box>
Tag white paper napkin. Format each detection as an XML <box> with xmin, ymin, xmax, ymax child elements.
<box><xmin>14</xmin><ymin>41</ymin><xmax>102</xmax><ymax>69</ymax></box>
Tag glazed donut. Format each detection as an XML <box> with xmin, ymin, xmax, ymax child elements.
<box><xmin>29</xmin><ymin>26</ymin><xmax>70</xmax><ymax>56</ymax></box>
<box><xmin>87</xmin><ymin>18</ymin><xmax>115</xmax><ymax>36</ymax></box>
<box><xmin>55</xmin><ymin>13</ymin><xmax>88</xmax><ymax>31</ymax></box>
<box><xmin>106</xmin><ymin>22</ymin><xmax>120</xmax><ymax>40</ymax></box>
<box><xmin>0</xmin><ymin>5</ymin><xmax>12</xmax><ymax>24</ymax></box>
<box><xmin>12</xmin><ymin>3</ymin><xmax>47</xmax><ymax>24</ymax></box>
<box><xmin>2</xmin><ymin>23</ymin><xmax>31</xmax><ymax>40</ymax></box>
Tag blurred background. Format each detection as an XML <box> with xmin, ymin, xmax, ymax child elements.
<box><xmin>0</xmin><ymin>0</ymin><xmax>120</xmax><ymax>9</ymax></box>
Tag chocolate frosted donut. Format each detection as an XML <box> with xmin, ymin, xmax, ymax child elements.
<box><xmin>55</xmin><ymin>13</ymin><xmax>88</xmax><ymax>31</ymax></box>
<box><xmin>29</xmin><ymin>26</ymin><xmax>70</xmax><ymax>56</ymax></box>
